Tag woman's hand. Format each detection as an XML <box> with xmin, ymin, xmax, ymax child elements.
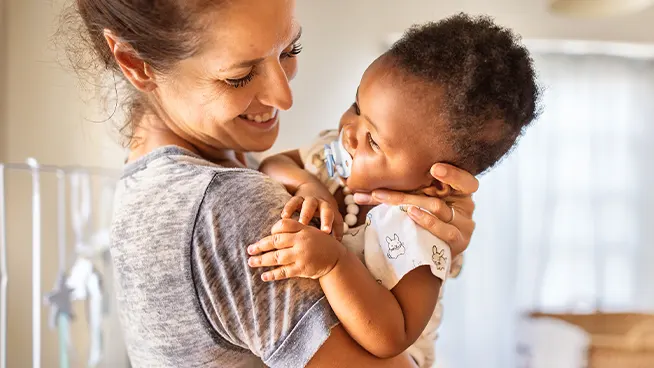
<box><xmin>353</xmin><ymin>164</ymin><xmax>478</xmax><ymax>257</ymax></box>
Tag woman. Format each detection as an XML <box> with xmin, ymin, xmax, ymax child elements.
<box><xmin>69</xmin><ymin>0</ymin><xmax>479</xmax><ymax>367</ymax></box>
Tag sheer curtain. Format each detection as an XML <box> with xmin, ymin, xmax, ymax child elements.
<box><xmin>437</xmin><ymin>53</ymin><xmax>654</xmax><ymax>368</ymax></box>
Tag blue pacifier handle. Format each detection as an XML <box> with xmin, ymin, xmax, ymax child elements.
<box><xmin>324</xmin><ymin>131</ymin><xmax>353</xmax><ymax>179</ymax></box>
<box><xmin>324</xmin><ymin>144</ymin><xmax>336</xmax><ymax>178</ymax></box>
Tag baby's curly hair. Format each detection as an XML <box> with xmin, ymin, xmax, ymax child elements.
<box><xmin>387</xmin><ymin>13</ymin><xmax>540</xmax><ymax>175</ymax></box>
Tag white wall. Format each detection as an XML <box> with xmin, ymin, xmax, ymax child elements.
<box><xmin>273</xmin><ymin>0</ymin><xmax>654</xmax><ymax>153</ymax></box>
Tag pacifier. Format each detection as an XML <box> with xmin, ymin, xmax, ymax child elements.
<box><xmin>324</xmin><ymin>130</ymin><xmax>353</xmax><ymax>178</ymax></box>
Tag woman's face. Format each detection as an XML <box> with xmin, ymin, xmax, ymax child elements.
<box><xmin>150</xmin><ymin>0</ymin><xmax>300</xmax><ymax>153</ymax></box>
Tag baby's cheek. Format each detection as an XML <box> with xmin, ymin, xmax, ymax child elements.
<box><xmin>346</xmin><ymin>161</ymin><xmax>376</xmax><ymax>192</ymax></box>
<box><xmin>386</xmin><ymin>165</ymin><xmax>429</xmax><ymax>191</ymax></box>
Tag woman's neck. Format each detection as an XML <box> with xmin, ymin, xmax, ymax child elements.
<box><xmin>127</xmin><ymin>115</ymin><xmax>244</xmax><ymax>167</ymax></box>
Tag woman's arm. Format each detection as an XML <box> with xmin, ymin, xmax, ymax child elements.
<box><xmin>197</xmin><ymin>171</ymin><xmax>417</xmax><ymax>367</ymax></box>
<box><xmin>248</xmin><ymin>219</ymin><xmax>442</xmax><ymax>358</ymax></box>
<box><xmin>308</xmin><ymin>325</ymin><xmax>418</xmax><ymax>368</ymax></box>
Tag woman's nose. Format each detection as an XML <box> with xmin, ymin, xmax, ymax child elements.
<box><xmin>258</xmin><ymin>62</ymin><xmax>293</xmax><ymax>111</ymax></box>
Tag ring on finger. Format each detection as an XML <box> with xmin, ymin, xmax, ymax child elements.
<box><xmin>446</xmin><ymin>206</ymin><xmax>456</xmax><ymax>224</ymax></box>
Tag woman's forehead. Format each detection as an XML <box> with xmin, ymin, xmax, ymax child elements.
<box><xmin>195</xmin><ymin>0</ymin><xmax>300</xmax><ymax>65</ymax></box>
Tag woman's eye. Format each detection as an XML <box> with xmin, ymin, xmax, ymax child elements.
<box><xmin>367</xmin><ymin>132</ymin><xmax>379</xmax><ymax>150</ymax></box>
<box><xmin>281</xmin><ymin>43</ymin><xmax>303</xmax><ymax>59</ymax></box>
<box><xmin>352</xmin><ymin>102</ymin><xmax>361</xmax><ymax>115</ymax></box>
<box><xmin>225</xmin><ymin>70</ymin><xmax>256</xmax><ymax>88</ymax></box>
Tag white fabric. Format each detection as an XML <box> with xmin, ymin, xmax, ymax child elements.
<box><xmin>365</xmin><ymin>205</ymin><xmax>451</xmax><ymax>288</ymax></box>
<box><xmin>516</xmin><ymin>317</ymin><xmax>590</xmax><ymax>368</ymax></box>
<box><xmin>300</xmin><ymin>130</ymin><xmax>459</xmax><ymax>367</ymax></box>
<box><xmin>364</xmin><ymin>205</ymin><xmax>451</xmax><ymax>367</ymax></box>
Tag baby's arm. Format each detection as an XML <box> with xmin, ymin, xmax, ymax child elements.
<box><xmin>260</xmin><ymin>150</ymin><xmax>344</xmax><ymax>237</ymax></box>
<box><xmin>248</xmin><ymin>219</ymin><xmax>442</xmax><ymax>359</ymax></box>
<box><xmin>320</xmin><ymin>251</ymin><xmax>442</xmax><ymax>358</ymax></box>
<box><xmin>259</xmin><ymin>150</ymin><xmax>315</xmax><ymax>194</ymax></box>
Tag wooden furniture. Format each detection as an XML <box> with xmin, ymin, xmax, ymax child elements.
<box><xmin>529</xmin><ymin>312</ymin><xmax>654</xmax><ymax>368</ymax></box>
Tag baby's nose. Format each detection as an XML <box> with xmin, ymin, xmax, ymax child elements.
<box><xmin>343</xmin><ymin>126</ymin><xmax>357</xmax><ymax>156</ymax></box>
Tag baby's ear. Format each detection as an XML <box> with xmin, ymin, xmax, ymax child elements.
<box><xmin>421</xmin><ymin>178</ymin><xmax>452</xmax><ymax>198</ymax></box>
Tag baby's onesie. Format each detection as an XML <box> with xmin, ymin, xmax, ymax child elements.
<box><xmin>299</xmin><ymin>129</ymin><xmax>463</xmax><ymax>367</ymax></box>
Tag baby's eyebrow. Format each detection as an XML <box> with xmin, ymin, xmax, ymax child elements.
<box><xmin>356</xmin><ymin>88</ymin><xmax>378</xmax><ymax>130</ymax></box>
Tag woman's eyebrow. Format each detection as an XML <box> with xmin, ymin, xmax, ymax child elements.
<box><xmin>219</xmin><ymin>28</ymin><xmax>302</xmax><ymax>72</ymax></box>
<box><xmin>220</xmin><ymin>58</ymin><xmax>265</xmax><ymax>72</ymax></box>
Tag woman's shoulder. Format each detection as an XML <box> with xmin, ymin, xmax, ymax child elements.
<box><xmin>114</xmin><ymin>146</ymin><xmax>290</xmax><ymax>233</ymax></box>
<box><xmin>199</xmin><ymin>167</ymin><xmax>290</xmax><ymax>226</ymax></box>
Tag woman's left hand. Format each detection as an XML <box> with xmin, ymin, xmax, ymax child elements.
<box><xmin>353</xmin><ymin>163</ymin><xmax>478</xmax><ymax>257</ymax></box>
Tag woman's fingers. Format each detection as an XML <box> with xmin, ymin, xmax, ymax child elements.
<box><xmin>430</xmin><ymin>163</ymin><xmax>479</xmax><ymax>195</ymax></box>
<box><xmin>370</xmin><ymin>191</ymin><xmax>454</xmax><ymax>223</ymax></box>
<box><xmin>353</xmin><ymin>192</ymin><xmax>375</xmax><ymax>206</ymax></box>
<box><xmin>407</xmin><ymin>206</ymin><xmax>474</xmax><ymax>256</ymax></box>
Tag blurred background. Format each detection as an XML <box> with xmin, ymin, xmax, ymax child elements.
<box><xmin>1</xmin><ymin>0</ymin><xmax>653</xmax><ymax>367</ymax></box>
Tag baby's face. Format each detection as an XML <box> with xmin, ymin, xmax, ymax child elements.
<box><xmin>339</xmin><ymin>59</ymin><xmax>455</xmax><ymax>194</ymax></box>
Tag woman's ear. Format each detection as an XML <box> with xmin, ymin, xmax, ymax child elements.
<box><xmin>103</xmin><ymin>30</ymin><xmax>156</xmax><ymax>92</ymax></box>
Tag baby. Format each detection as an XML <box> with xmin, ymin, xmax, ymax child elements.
<box><xmin>249</xmin><ymin>14</ymin><xmax>539</xmax><ymax>367</ymax></box>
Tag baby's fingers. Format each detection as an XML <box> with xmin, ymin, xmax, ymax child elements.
<box><xmin>261</xmin><ymin>265</ymin><xmax>300</xmax><ymax>282</ymax></box>
<box><xmin>282</xmin><ymin>196</ymin><xmax>305</xmax><ymax>218</ymax></box>
<box><xmin>299</xmin><ymin>197</ymin><xmax>319</xmax><ymax>224</ymax></box>
<box><xmin>248</xmin><ymin>248</ymin><xmax>295</xmax><ymax>268</ymax></box>
<box><xmin>319</xmin><ymin>201</ymin><xmax>335</xmax><ymax>234</ymax></box>
<box><xmin>248</xmin><ymin>232</ymin><xmax>295</xmax><ymax>255</ymax></box>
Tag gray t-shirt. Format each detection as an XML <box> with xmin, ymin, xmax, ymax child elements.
<box><xmin>111</xmin><ymin>146</ymin><xmax>339</xmax><ymax>367</ymax></box>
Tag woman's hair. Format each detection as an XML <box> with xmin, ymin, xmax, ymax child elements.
<box><xmin>59</xmin><ymin>0</ymin><xmax>221</xmax><ymax>144</ymax></box>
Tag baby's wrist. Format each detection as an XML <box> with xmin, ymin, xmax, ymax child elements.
<box><xmin>320</xmin><ymin>242</ymin><xmax>348</xmax><ymax>280</ymax></box>
<box><xmin>296</xmin><ymin>177</ymin><xmax>325</xmax><ymax>191</ymax></box>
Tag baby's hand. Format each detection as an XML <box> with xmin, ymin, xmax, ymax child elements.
<box><xmin>247</xmin><ymin>219</ymin><xmax>347</xmax><ymax>281</ymax></box>
<box><xmin>283</xmin><ymin>182</ymin><xmax>344</xmax><ymax>240</ymax></box>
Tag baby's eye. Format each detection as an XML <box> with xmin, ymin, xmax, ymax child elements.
<box><xmin>367</xmin><ymin>132</ymin><xmax>380</xmax><ymax>150</ymax></box>
<box><xmin>351</xmin><ymin>102</ymin><xmax>361</xmax><ymax>115</ymax></box>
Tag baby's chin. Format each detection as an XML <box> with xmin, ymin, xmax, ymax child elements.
<box><xmin>343</xmin><ymin>178</ymin><xmax>376</xmax><ymax>194</ymax></box>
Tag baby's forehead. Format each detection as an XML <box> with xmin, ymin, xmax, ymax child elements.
<box><xmin>361</xmin><ymin>60</ymin><xmax>457</xmax><ymax>164</ymax></box>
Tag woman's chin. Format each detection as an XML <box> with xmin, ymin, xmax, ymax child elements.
<box><xmin>243</xmin><ymin>133</ymin><xmax>278</xmax><ymax>153</ymax></box>
<box><xmin>234</xmin><ymin>121</ymin><xmax>279</xmax><ymax>152</ymax></box>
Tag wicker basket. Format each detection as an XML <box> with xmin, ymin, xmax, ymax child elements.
<box><xmin>529</xmin><ymin>312</ymin><xmax>654</xmax><ymax>368</ymax></box>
